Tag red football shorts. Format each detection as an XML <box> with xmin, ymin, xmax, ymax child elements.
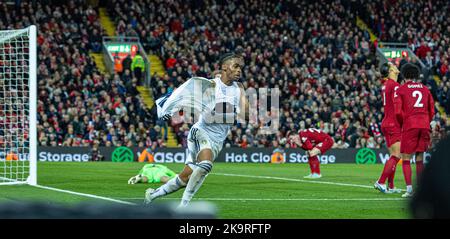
<box><xmin>316</xmin><ymin>136</ymin><xmax>334</xmax><ymax>154</ymax></box>
<box><xmin>400</xmin><ymin>128</ymin><xmax>431</xmax><ymax>154</ymax></box>
<box><xmin>381</xmin><ymin>126</ymin><xmax>402</xmax><ymax>148</ymax></box>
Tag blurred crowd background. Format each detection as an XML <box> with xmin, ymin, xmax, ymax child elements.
<box><xmin>0</xmin><ymin>0</ymin><xmax>448</xmax><ymax>150</ymax></box>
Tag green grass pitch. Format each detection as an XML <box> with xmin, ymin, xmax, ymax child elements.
<box><xmin>0</xmin><ymin>162</ymin><xmax>415</xmax><ymax>218</ymax></box>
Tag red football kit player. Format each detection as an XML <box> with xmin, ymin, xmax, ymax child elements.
<box><xmin>289</xmin><ymin>128</ymin><xmax>334</xmax><ymax>178</ymax></box>
<box><xmin>375</xmin><ymin>62</ymin><xmax>403</xmax><ymax>194</ymax></box>
<box><xmin>394</xmin><ymin>63</ymin><xmax>435</xmax><ymax>197</ymax></box>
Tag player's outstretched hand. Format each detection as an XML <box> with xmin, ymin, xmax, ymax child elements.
<box><xmin>128</xmin><ymin>174</ymin><xmax>142</xmax><ymax>184</ymax></box>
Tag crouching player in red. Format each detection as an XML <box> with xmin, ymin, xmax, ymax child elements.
<box><xmin>394</xmin><ymin>63</ymin><xmax>435</xmax><ymax>198</ymax></box>
<box><xmin>288</xmin><ymin>128</ymin><xmax>334</xmax><ymax>179</ymax></box>
<box><xmin>374</xmin><ymin>62</ymin><xmax>403</xmax><ymax>194</ymax></box>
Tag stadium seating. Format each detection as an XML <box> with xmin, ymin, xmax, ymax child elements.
<box><xmin>107</xmin><ymin>0</ymin><xmax>447</xmax><ymax>148</ymax></box>
<box><xmin>0</xmin><ymin>1</ymin><xmax>159</xmax><ymax>148</ymax></box>
<box><xmin>356</xmin><ymin>0</ymin><xmax>450</xmax><ymax>114</ymax></box>
<box><xmin>1</xmin><ymin>0</ymin><xmax>448</xmax><ymax>149</ymax></box>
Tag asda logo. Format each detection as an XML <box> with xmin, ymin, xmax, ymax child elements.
<box><xmin>355</xmin><ymin>148</ymin><xmax>377</xmax><ymax>164</ymax></box>
<box><xmin>112</xmin><ymin>147</ymin><xmax>134</xmax><ymax>162</ymax></box>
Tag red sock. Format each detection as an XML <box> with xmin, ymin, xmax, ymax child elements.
<box><xmin>387</xmin><ymin>156</ymin><xmax>400</xmax><ymax>189</ymax></box>
<box><xmin>416</xmin><ymin>160</ymin><xmax>424</xmax><ymax>181</ymax></box>
<box><xmin>308</xmin><ymin>157</ymin><xmax>314</xmax><ymax>174</ymax></box>
<box><xmin>308</xmin><ymin>156</ymin><xmax>320</xmax><ymax>174</ymax></box>
<box><xmin>388</xmin><ymin>172</ymin><xmax>395</xmax><ymax>189</ymax></box>
<box><xmin>314</xmin><ymin>158</ymin><xmax>321</xmax><ymax>175</ymax></box>
<box><xmin>402</xmin><ymin>160</ymin><xmax>412</xmax><ymax>186</ymax></box>
<box><xmin>378</xmin><ymin>155</ymin><xmax>398</xmax><ymax>184</ymax></box>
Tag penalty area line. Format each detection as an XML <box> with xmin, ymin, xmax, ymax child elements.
<box><xmin>33</xmin><ymin>184</ymin><xmax>137</xmax><ymax>206</ymax></box>
<box><xmin>117</xmin><ymin>197</ymin><xmax>407</xmax><ymax>201</ymax></box>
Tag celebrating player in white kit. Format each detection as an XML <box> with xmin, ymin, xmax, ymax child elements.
<box><xmin>145</xmin><ymin>52</ymin><xmax>248</xmax><ymax>207</ymax></box>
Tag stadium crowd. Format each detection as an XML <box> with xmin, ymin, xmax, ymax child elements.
<box><xmin>357</xmin><ymin>0</ymin><xmax>450</xmax><ymax>114</ymax></box>
<box><xmin>108</xmin><ymin>0</ymin><xmax>447</xmax><ymax>148</ymax></box>
<box><xmin>0</xmin><ymin>0</ymin><xmax>448</xmax><ymax>149</ymax></box>
<box><xmin>1</xmin><ymin>1</ymin><xmax>166</xmax><ymax>149</ymax></box>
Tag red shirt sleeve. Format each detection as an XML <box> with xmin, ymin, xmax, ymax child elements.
<box><xmin>299</xmin><ymin>131</ymin><xmax>314</xmax><ymax>150</ymax></box>
<box><xmin>393</xmin><ymin>87</ymin><xmax>403</xmax><ymax>126</ymax></box>
<box><xmin>302</xmin><ymin>140</ymin><xmax>314</xmax><ymax>151</ymax></box>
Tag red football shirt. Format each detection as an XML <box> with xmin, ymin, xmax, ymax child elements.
<box><xmin>394</xmin><ymin>80</ymin><xmax>435</xmax><ymax>130</ymax></box>
<box><xmin>381</xmin><ymin>78</ymin><xmax>401</xmax><ymax>128</ymax></box>
<box><xmin>298</xmin><ymin>128</ymin><xmax>331</xmax><ymax>151</ymax></box>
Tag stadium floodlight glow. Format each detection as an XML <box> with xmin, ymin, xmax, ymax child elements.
<box><xmin>0</xmin><ymin>25</ymin><xmax>37</xmax><ymax>186</ymax></box>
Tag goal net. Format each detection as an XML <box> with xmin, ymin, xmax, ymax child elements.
<box><xmin>0</xmin><ymin>25</ymin><xmax>37</xmax><ymax>185</ymax></box>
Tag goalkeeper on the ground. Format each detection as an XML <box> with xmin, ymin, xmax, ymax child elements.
<box><xmin>128</xmin><ymin>164</ymin><xmax>177</xmax><ymax>184</ymax></box>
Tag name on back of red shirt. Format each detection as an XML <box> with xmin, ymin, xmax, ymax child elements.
<box><xmin>407</xmin><ymin>84</ymin><xmax>423</xmax><ymax>88</ymax></box>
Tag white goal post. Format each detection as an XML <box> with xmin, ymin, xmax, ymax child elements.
<box><xmin>0</xmin><ymin>25</ymin><xmax>37</xmax><ymax>186</ymax></box>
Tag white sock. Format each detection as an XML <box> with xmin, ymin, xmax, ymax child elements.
<box><xmin>186</xmin><ymin>162</ymin><xmax>198</xmax><ymax>171</ymax></box>
<box><xmin>151</xmin><ymin>175</ymin><xmax>186</xmax><ymax>200</ymax></box>
<box><xmin>406</xmin><ymin>185</ymin><xmax>413</xmax><ymax>193</ymax></box>
<box><xmin>179</xmin><ymin>161</ymin><xmax>213</xmax><ymax>207</ymax></box>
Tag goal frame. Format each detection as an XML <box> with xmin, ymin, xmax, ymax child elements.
<box><xmin>0</xmin><ymin>25</ymin><xmax>37</xmax><ymax>186</ymax></box>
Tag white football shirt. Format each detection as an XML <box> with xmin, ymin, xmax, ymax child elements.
<box><xmin>193</xmin><ymin>76</ymin><xmax>242</xmax><ymax>144</ymax></box>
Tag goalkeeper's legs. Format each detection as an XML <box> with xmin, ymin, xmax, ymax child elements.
<box><xmin>144</xmin><ymin>166</ymin><xmax>191</xmax><ymax>204</ymax></box>
<box><xmin>179</xmin><ymin>149</ymin><xmax>213</xmax><ymax>208</ymax></box>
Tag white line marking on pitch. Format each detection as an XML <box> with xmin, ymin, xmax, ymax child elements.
<box><xmin>33</xmin><ymin>185</ymin><xmax>137</xmax><ymax>205</ymax></box>
<box><xmin>116</xmin><ymin>173</ymin><xmax>406</xmax><ymax>202</ymax></box>
<box><xmin>117</xmin><ymin>197</ymin><xmax>406</xmax><ymax>201</ymax></box>
<box><xmin>212</xmin><ymin>172</ymin><xmax>403</xmax><ymax>191</ymax></box>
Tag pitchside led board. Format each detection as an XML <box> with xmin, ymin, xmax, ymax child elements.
<box><xmin>105</xmin><ymin>42</ymin><xmax>139</xmax><ymax>72</ymax></box>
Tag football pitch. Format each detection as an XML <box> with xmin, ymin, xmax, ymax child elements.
<box><xmin>0</xmin><ymin>162</ymin><xmax>414</xmax><ymax>219</ymax></box>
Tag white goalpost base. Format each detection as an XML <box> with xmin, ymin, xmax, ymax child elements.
<box><xmin>0</xmin><ymin>25</ymin><xmax>37</xmax><ymax>186</ymax></box>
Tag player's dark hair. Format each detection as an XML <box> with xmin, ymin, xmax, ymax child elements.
<box><xmin>380</xmin><ymin>63</ymin><xmax>390</xmax><ymax>78</ymax></box>
<box><xmin>219</xmin><ymin>53</ymin><xmax>235</xmax><ymax>66</ymax></box>
<box><xmin>400</xmin><ymin>63</ymin><xmax>420</xmax><ymax>80</ymax></box>
<box><xmin>219</xmin><ymin>52</ymin><xmax>243</xmax><ymax>67</ymax></box>
<box><xmin>397</xmin><ymin>74</ymin><xmax>404</xmax><ymax>84</ymax></box>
